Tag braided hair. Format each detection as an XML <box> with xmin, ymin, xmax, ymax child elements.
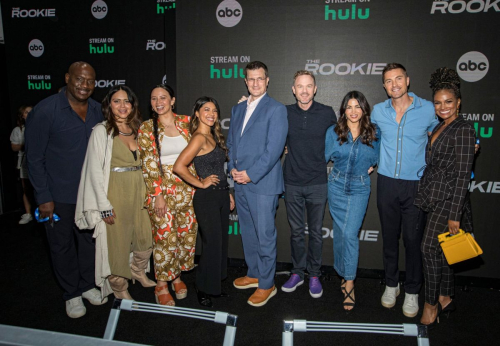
<box><xmin>151</xmin><ymin>84</ymin><xmax>175</xmax><ymax>177</ymax></box>
<box><xmin>429</xmin><ymin>67</ymin><xmax>461</xmax><ymax>99</ymax></box>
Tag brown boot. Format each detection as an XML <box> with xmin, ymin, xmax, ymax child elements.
<box><xmin>131</xmin><ymin>249</ymin><xmax>156</xmax><ymax>287</ymax></box>
<box><xmin>108</xmin><ymin>275</ymin><xmax>133</xmax><ymax>300</ymax></box>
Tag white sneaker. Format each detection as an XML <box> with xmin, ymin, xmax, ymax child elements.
<box><xmin>403</xmin><ymin>293</ymin><xmax>419</xmax><ymax>317</ymax></box>
<box><xmin>82</xmin><ymin>288</ymin><xmax>108</xmax><ymax>305</ymax></box>
<box><xmin>66</xmin><ymin>297</ymin><xmax>86</xmax><ymax>318</ymax></box>
<box><xmin>19</xmin><ymin>213</ymin><xmax>33</xmax><ymax>225</ymax></box>
<box><xmin>381</xmin><ymin>284</ymin><xmax>400</xmax><ymax>308</ymax></box>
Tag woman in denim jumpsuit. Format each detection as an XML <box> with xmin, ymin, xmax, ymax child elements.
<box><xmin>325</xmin><ymin>91</ymin><xmax>380</xmax><ymax>310</ymax></box>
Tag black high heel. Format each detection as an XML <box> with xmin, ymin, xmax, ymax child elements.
<box><xmin>211</xmin><ymin>291</ymin><xmax>229</xmax><ymax>298</ymax></box>
<box><xmin>439</xmin><ymin>300</ymin><xmax>456</xmax><ymax>318</ymax></box>
<box><xmin>420</xmin><ymin>303</ymin><xmax>442</xmax><ymax>330</ymax></box>
<box><xmin>196</xmin><ymin>288</ymin><xmax>213</xmax><ymax>308</ymax></box>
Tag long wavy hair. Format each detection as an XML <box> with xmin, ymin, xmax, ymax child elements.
<box><xmin>101</xmin><ymin>85</ymin><xmax>142</xmax><ymax>138</ymax></box>
<box><xmin>150</xmin><ymin>84</ymin><xmax>175</xmax><ymax>177</ymax></box>
<box><xmin>190</xmin><ymin>96</ymin><xmax>228</xmax><ymax>155</ymax></box>
<box><xmin>16</xmin><ymin>105</ymin><xmax>32</xmax><ymax>128</ymax></box>
<box><xmin>335</xmin><ymin>91</ymin><xmax>377</xmax><ymax>147</ymax></box>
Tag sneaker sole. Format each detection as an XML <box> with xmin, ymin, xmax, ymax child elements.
<box><xmin>309</xmin><ymin>289</ymin><xmax>323</xmax><ymax>298</ymax></box>
<box><xmin>403</xmin><ymin>309</ymin><xmax>419</xmax><ymax>318</ymax></box>
<box><xmin>83</xmin><ymin>297</ymin><xmax>109</xmax><ymax>305</ymax></box>
<box><xmin>248</xmin><ymin>288</ymin><xmax>277</xmax><ymax>307</ymax></box>
<box><xmin>281</xmin><ymin>280</ymin><xmax>304</xmax><ymax>293</ymax></box>
<box><xmin>67</xmin><ymin>310</ymin><xmax>86</xmax><ymax>318</ymax></box>
<box><xmin>234</xmin><ymin>282</ymin><xmax>258</xmax><ymax>289</ymax></box>
<box><xmin>381</xmin><ymin>290</ymin><xmax>400</xmax><ymax>308</ymax></box>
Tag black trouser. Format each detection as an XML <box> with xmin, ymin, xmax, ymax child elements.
<box><xmin>44</xmin><ymin>202</ymin><xmax>96</xmax><ymax>300</ymax></box>
<box><xmin>377</xmin><ymin>175</ymin><xmax>426</xmax><ymax>294</ymax></box>
<box><xmin>193</xmin><ymin>188</ymin><xmax>230</xmax><ymax>295</ymax></box>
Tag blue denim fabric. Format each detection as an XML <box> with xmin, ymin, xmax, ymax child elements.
<box><xmin>328</xmin><ymin>169</ymin><xmax>370</xmax><ymax>280</ymax></box>
<box><xmin>325</xmin><ymin>126</ymin><xmax>379</xmax><ymax>280</ymax></box>
<box><xmin>371</xmin><ymin>92</ymin><xmax>439</xmax><ymax>180</ymax></box>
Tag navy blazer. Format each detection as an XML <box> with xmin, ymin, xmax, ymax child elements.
<box><xmin>415</xmin><ymin>118</ymin><xmax>475</xmax><ymax>221</ymax></box>
<box><xmin>227</xmin><ymin>94</ymin><xmax>288</xmax><ymax>195</ymax></box>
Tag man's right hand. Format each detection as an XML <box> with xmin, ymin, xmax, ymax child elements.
<box><xmin>39</xmin><ymin>201</ymin><xmax>55</xmax><ymax>221</ymax></box>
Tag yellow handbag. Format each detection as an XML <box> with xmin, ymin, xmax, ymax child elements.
<box><xmin>438</xmin><ymin>229</ymin><xmax>483</xmax><ymax>265</ymax></box>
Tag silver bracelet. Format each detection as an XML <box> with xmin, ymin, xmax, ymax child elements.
<box><xmin>100</xmin><ymin>210</ymin><xmax>113</xmax><ymax>218</ymax></box>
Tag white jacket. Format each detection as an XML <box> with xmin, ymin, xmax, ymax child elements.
<box><xmin>75</xmin><ymin>122</ymin><xmax>114</xmax><ymax>298</ymax></box>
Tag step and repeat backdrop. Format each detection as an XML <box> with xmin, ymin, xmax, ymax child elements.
<box><xmin>176</xmin><ymin>0</ymin><xmax>499</xmax><ymax>279</ymax></box>
<box><xmin>2</xmin><ymin>0</ymin><xmax>176</xmax><ymax>117</ymax></box>
<box><xmin>2</xmin><ymin>0</ymin><xmax>498</xmax><ymax>279</ymax></box>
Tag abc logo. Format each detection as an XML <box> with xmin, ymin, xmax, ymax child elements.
<box><xmin>457</xmin><ymin>51</ymin><xmax>489</xmax><ymax>82</ymax></box>
<box><xmin>216</xmin><ymin>0</ymin><xmax>243</xmax><ymax>27</ymax></box>
<box><xmin>28</xmin><ymin>39</ymin><xmax>44</xmax><ymax>57</ymax></box>
<box><xmin>91</xmin><ymin>0</ymin><xmax>108</xmax><ymax>19</ymax></box>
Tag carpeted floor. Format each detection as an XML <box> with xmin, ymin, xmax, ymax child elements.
<box><xmin>1</xmin><ymin>211</ymin><xmax>498</xmax><ymax>345</ymax></box>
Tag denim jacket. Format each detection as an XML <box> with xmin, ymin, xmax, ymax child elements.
<box><xmin>325</xmin><ymin>125</ymin><xmax>380</xmax><ymax>179</ymax></box>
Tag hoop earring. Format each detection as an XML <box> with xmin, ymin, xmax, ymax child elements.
<box><xmin>172</xmin><ymin>104</ymin><xmax>175</xmax><ymax>110</ymax></box>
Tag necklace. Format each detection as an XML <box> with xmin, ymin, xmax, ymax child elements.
<box><xmin>119</xmin><ymin>131</ymin><xmax>133</xmax><ymax>136</ymax></box>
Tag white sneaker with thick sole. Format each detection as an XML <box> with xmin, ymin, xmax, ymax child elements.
<box><xmin>381</xmin><ymin>284</ymin><xmax>400</xmax><ymax>308</ymax></box>
<box><xmin>19</xmin><ymin>213</ymin><xmax>33</xmax><ymax>225</ymax></box>
<box><xmin>82</xmin><ymin>288</ymin><xmax>108</xmax><ymax>305</ymax></box>
<box><xmin>66</xmin><ymin>297</ymin><xmax>86</xmax><ymax>318</ymax></box>
<box><xmin>402</xmin><ymin>293</ymin><xmax>419</xmax><ymax>317</ymax></box>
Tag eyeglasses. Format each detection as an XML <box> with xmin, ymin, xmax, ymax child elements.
<box><xmin>246</xmin><ymin>77</ymin><xmax>267</xmax><ymax>83</ymax></box>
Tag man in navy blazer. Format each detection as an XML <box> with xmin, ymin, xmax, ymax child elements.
<box><xmin>227</xmin><ymin>61</ymin><xmax>288</xmax><ymax>307</ymax></box>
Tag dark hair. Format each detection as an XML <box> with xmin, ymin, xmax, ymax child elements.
<box><xmin>382</xmin><ymin>62</ymin><xmax>407</xmax><ymax>83</ymax></box>
<box><xmin>16</xmin><ymin>105</ymin><xmax>32</xmax><ymax>128</ymax></box>
<box><xmin>101</xmin><ymin>85</ymin><xmax>142</xmax><ymax>138</ymax></box>
<box><xmin>429</xmin><ymin>67</ymin><xmax>461</xmax><ymax>99</ymax></box>
<box><xmin>190</xmin><ymin>97</ymin><xmax>228</xmax><ymax>155</ymax></box>
<box><xmin>335</xmin><ymin>91</ymin><xmax>377</xmax><ymax>147</ymax></box>
<box><xmin>245</xmin><ymin>61</ymin><xmax>268</xmax><ymax>78</ymax></box>
<box><xmin>150</xmin><ymin>84</ymin><xmax>175</xmax><ymax>177</ymax></box>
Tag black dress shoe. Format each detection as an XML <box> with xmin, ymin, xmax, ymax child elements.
<box><xmin>197</xmin><ymin>289</ymin><xmax>213</xmax><ymax>307</ymax></box>
<box><xmin>211</xmin><ymin>291</ymin><xmax>229</xmax><ymax>298</ymax></box>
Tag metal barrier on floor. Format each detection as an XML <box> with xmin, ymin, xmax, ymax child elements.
<box><xmin>282</xmin><ymin>320</ymin><xmax>430</xmax><ymax>346</ymax></box>
<box><xmin>104</xmin><ymin>299</ymin><xmax>238</xmax><ymax>346</ymax></box>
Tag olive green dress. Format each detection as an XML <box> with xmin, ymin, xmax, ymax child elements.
<box><xmin>106</xmin><ymin>136</ymin><xmax>152</xmax><ymax>279</ymax></box>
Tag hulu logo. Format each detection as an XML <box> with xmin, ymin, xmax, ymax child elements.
<box><xmin>28</xmin><ymin>80</ymin><xmax>51</xmax><ymax>90</ymax></box>
<box><xmin>210</xmin><ymin>64</ymin><xmax>245</xmax><ymax>79</ymax></box>
<box><xmin>89</xmin><ymin>43</ymin><xmax>114</xmax><ymax>54</ymax></box>
<box><xmin>228</xmin><ymin>222</ymin><xmax>240</xmax><ymax>235</ymax></box>
<box><xmin>473</xmin><ymin>123</ymin><xmax>493</xmax><ymax>138</ymax></box>
<box><xmin>325</xmin><ymin>5</ymin><xmax>369</xmax><ymax>20</ymax></box>
<box><xmin>157</xmin><ymin>2</ymin><xmax>175</xmax><ymax>14</ymax></box>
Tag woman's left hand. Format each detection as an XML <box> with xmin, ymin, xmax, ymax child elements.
<box><xmin>229</xmin><ymin>194</ymin><xmax>235</xmax><ymax>211</ymax></box>
<box><xmin>448</xmin><ymin>220</ymin><xmax>460</xmax><ymax>235</ymax></box>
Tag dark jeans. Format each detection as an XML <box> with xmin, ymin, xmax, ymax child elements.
<box><xmin>377</xmin><ymin>175</ymin><xmax>426</xmax><ymax>294</ymax></box>
<box><xmin>193</xmin><ymin>188</ymin><xmax>230</xmax><ymax>295</ymax></box>
<box><xmin>284</xmin><ymin>183</ymin><xmax>327</xmax><ymax>279</ymax></box>
<box><xmin>45</xmin><ymin>202</ymin><xmax>96</xmax><ymax>300</ymax></box>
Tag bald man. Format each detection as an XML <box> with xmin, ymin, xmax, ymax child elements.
<box><xmin>26</xmin><ymin>62</ymin><xmax>106</xmax><ymax>318</ymax></box>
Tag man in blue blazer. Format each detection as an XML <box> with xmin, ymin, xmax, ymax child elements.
<box><xmin>227</xmin><ymin>61</ymin><xmax>288</xmax><ymax>307</ymax></box>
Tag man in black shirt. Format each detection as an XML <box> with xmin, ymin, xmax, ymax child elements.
<box><xmin>281</xmin><ymin>71</ymin><xmax>337</xmax><ymax>298</ymax></box>
<box><xmin>26</xmin><ymin>62</ymin><xmax>106</xmax><ymax>318</ymax></box>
